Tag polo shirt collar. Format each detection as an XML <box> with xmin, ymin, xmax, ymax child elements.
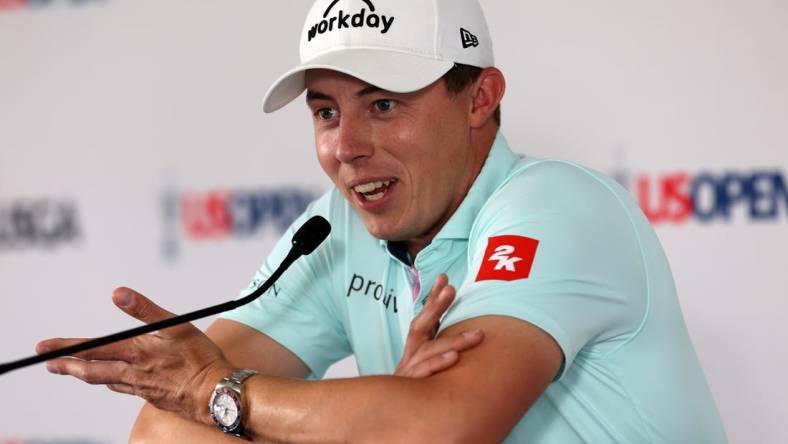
<box><xmin>433</xmin><ymin>131</ymin><xmax>519</xmax><ymax>240</ymax></box>
<box><xmin>380</xmin><ymin>131</ymin><xmax>519</xmax><ymax>255</ymax></box>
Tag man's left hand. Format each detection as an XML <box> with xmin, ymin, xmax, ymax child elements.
<box><xmin>395</xmin><ymin>274</ymin><xmax>484</xmax><ymax>378</ymax></box>
<box><xmin>36</xmin><ymin>288</ymin><xmax>233</xmax><ymax>424</ymax></box>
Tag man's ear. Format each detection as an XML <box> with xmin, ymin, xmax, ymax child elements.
<box><xmin>469</xmin><ymin>68</ymin><xmax>506</xmax><ymax>128</ymax></box>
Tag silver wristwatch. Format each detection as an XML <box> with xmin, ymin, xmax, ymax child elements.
<box><xmin>209</xmin><ymin>368</ymin><xmax>259</xmax><ymax>438</ymax></box>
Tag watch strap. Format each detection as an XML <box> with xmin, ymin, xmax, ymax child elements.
<box><xmin>223</xmin><ymin>368</ymin><xmax>259</xmax><ymax>388</ymax></box>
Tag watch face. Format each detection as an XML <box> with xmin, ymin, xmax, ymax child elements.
<box><xmin>210</xmin><ymin>387</ymin><xmax>242</xmax><ymax>431</ymax></box>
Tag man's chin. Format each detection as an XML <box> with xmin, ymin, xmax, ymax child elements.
<box><xmin>359</xmin><ymin>218</ymin><xmax>408</xmax><ymax>242</ymax></box>
<box><xmin>365</xmin><ymin>226</ymin><xmax>400</xmax><ymax>242</ymax></box>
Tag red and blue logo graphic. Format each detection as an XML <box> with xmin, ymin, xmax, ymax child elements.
<box><xmin>161</xmin><ymin>185</ymin><xmax>319</xmax><ymax>260</ymax></box>
<box><xmin>179</xmin><ymin>188</ymin><xmax>317</xmax><ymax>239</ymax></box>
<box><xmin>616</xmin><ymin>169</ymin><xmax>788</xmax><ymax>224</ymax></box>
<box><xmin>0</xmin><ymin>0</ymin><xmax>105</xmax><ymax>12</ymax></box>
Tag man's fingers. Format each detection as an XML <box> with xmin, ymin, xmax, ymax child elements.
<box><xmin>427</xmin><ymin>274</ymin><xmax>449</xmax><ymax>299</ymax></box>
<box><xmin>107</xmin><ymin>383</ymin><xmax>136</xmax><ymax>396</ymax></box>
<box><xmin>113</xmin><ymin>287</ymin><xmax>174</xmax><ymax>323</ymax></box>
<box><xmin>397</xmin><ymin>330</ymin><xmax>484</xmax><ymax>378</ymax></box>
<box><xmin>402</xmin><ymin>351</ymin><xmax>458</xmax><ymax>378</ymax></box>
<box><xmin>408</xmin><ymin>284</ymin><xmax>455</xmax><ymax>338</ymax></box>
<box><xmin>36</xmin><ymin>337</ymin><xmax>135</xmax><ymax>362</ymax></box>
<box><xmin>36</xmin><ymin>338</ymin><xmax>79</xmax><ymax>355</ymax></box>
<box><xmin>423</xmin><ymin>274</ymin><xmax>454</xmax><ymax>321</ymax></box>
<box><xmin>401</xmin><ymin>275</ymin><xmax>455</xmax><ymax>359</ymax></box>
<box><xmin>412</xmin><ymin>329</ymin><xmax>484</xmax><ymax>363</ymax></box>
<box><xmin>112</xmin><ymin>287</ymin><xmax>187</xmax><ymax>336</ymax></box>
<box><xmin>36</xmin><ymin>337</ymin><xmax>94</xmax><ymax>356</ymax></box>
<box><xmin>46</xmin><ymin>357</ymin><xmax>135</xmax><ymax>386</ymax></box>
<box><xmin>38</xmin><ymin>288</ymin><xmax>188</xmax><ymax>361</ymax></box>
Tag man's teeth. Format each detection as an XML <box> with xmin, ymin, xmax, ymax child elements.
<box><xmin>353</xmin><ymin>179</ymin><xmax>394</xmax><ymax>194</ymax></box>
<box><xmin>365</xmin><ymin>192</ymin><xmax>385</xmax><ymax>201</ymax></box>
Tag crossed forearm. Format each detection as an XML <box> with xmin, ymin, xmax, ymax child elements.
<box><xmin>136</xmin><ymin>371</ymin><xmax>474</xmax><ymax>444</ymax></box>
<box><xmin>240</xmin><ymin>374</ymin><xmax>466</xmax><ymax>443</ymax></box>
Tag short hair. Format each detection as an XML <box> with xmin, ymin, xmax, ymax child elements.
<box><xmin>441</xmin><ymin>64</ymin><xmax>502</xmax><ymax>127</ymax></box>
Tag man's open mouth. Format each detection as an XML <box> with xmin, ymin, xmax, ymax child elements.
<box><xmin>352</xmin><ymin>179</ymin><xmax>397</xmax><ymax>201</ymax></box>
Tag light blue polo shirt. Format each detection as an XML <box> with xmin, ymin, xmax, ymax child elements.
<box><xmin>222</xmin><ymin>132</ymin><xmax>727</xmax><ymax>443</ymax></box>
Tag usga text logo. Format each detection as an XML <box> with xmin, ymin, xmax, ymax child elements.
<box><xmin>308</xmin><ymin>0</ymin><xmax>394</xmax><ymax>42</ymax></box>
<box><xmin>0</xmin><ymin>198</ymin><xmax>82</xmax><ymax>250</ymax></box>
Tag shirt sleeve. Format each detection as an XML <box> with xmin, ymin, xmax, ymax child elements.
<box><xmin>440</xmin><ymin>160</ymin><xmax>649</xmax><ymax>380</ymax></box>
<box><xmin>220</xmin><ymin>194</ymin><xmax>352</xmax><ymax>379</ymax></box>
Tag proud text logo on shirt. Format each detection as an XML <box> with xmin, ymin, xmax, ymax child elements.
<box><xmin>347</xmin><ymin>272</ymin><xmax>399</xmax><ymax>314</ymax></box>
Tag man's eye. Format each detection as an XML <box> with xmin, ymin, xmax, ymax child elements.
<box><xmin>373</xmin><ymin>99</ymin><xmax>396</xmax><ymax>113</ymax></box>
<box><xmin>316</xmin><ymin>108</ymin><xmax>337</xmax><ymax>120</ymax></box>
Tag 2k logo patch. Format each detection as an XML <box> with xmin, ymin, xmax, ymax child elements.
<box><xmin>476</xmin><ymin>235</ymin><xmax>539</xmax><ymax>282</ymax></box>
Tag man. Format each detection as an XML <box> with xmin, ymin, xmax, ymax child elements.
<box><xmin>38</xmin><ymin>0</ymin><xmax>727</xmax><ymax>442</ymax></box>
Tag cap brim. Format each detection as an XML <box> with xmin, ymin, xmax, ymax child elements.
<box><xmin>262</xmin><ymin>49</ymin><xmax>455</xmax><ymax>113</ymax></box>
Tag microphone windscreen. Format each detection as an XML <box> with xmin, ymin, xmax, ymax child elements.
<box><xmin>292</xmin><ymin>216</ymin><xmax>331</xmax><ymax>256</ymax></box>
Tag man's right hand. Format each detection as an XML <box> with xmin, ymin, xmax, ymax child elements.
<box><xmin>130</xmin><ymin>275</ymin><xmax>483</xmax><ymax>443</ymax></box>
<box><xmin>394</xmin><ymin>274</ymin><xmax>484</xmax><ymax>378</ymax></box>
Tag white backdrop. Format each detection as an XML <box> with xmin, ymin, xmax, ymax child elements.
<box><xmin>1</xmin><ymin>1</ymin><xmax>786</xmax><ymax>443</ymax></box>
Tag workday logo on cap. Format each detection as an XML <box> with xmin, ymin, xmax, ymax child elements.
<box><xmin>307</xmin><ymin>0</ymin><xmax>395</xmax><ymax>42</ymax></box>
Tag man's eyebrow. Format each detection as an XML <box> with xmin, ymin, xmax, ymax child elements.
<box><xmin>306</xmin><ymin>90</ymin><xmax>334</xmax><ymax>102</ymax></box>
<box><xmin>305</xmin><ymin>85</ymin><xmax>385</xmax><ymax>102</ymax></box>
<box><xmin>356</xmin><ymin>85</ymin><xmax>383</xmax><ymax>97</ymax></box>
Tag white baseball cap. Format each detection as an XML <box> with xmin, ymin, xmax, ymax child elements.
<box><xmin>262</xmin><ymin>0</ymin><xmax>495</xmax><ymax>113</ymax></box>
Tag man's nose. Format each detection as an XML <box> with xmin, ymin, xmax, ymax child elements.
<box><xmin>335</xmin><ymin>115</ymin><xmax>373</xmax><ymax>163</ymax></box>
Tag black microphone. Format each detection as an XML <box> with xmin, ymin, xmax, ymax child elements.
<box><xmin>0</xmin><ymin>215</ymin><xmax>331</xmax><ymax>376</ymax></box>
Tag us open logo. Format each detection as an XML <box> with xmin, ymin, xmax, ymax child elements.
<box><xmin>307</xmin><ymin>0</ymin><xmax>395</xmax><ymax>42</ymax></box>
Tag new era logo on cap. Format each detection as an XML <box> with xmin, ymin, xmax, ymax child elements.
<box><xmin>460</xmin><ymin>27</ymin><xmax>479</xmax><ymax>48</ymax></box>
<box><xmin>476</xmin><ymin>235</ymin><xmax>539</xmax><ymax>282</ymax></box>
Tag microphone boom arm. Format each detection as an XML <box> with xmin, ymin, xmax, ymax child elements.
<box><xmin>0</xmin><ymin>215</ymin><xmax>330</xmax><ymax>376</ymax></box>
